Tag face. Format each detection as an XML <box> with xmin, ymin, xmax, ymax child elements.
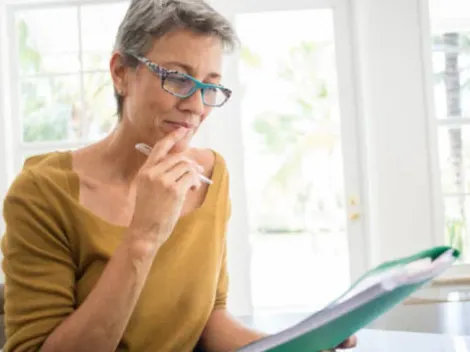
<box><xmin>111</xmin><ymin>29</ymin><xmax>225</xmax><ymax>153</ymax></box>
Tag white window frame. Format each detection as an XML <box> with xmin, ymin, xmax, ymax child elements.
<box><xmin>5</xmin><ymin>0</ymin><xmax>130</xmax><ymax>178</ymax></box>
<box><xmin>422</xmin><ymin>0</ymin><xmax>470</xmax><ymax>280</ymax></box>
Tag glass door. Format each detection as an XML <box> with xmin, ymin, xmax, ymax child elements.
<box><xmin>226</xmin><ymin>0</ymin><xmax>366</xmax><ymax>314</ymax></box>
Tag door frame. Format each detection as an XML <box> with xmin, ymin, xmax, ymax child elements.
<box><xmin>210</xmin><ymin>0</ymin><xmax>369</xmax><ymax>314</ymax></box>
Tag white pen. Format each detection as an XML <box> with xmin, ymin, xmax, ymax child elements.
<box><xmin>135</xmin><ymin>143</ymin><xmax>213</xmax><ymax>185</ymax></box>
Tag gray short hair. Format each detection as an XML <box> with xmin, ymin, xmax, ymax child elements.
<box><xmin>113</xmin><ymin>0</ymin><xmax>238</xmax><ymax>119</ymax></box>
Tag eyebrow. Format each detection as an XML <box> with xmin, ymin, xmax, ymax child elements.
<box><xmin>160</xmin><ymin>61</ymin><xmax>221</xmax><ymax>80</ymax></box>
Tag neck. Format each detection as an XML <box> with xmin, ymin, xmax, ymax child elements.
<box><xmin>98</xmin><ymin>121</ymin><xmax>149</xmax><ymax>183</ymax></box>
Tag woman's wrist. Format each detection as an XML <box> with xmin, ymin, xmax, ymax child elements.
<box><xmin>124</xmin><ymin>228</ymin><xmax>163</xmax><ymax>265</ymax></box>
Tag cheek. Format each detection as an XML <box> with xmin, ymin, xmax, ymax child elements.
<box><xmin>142</xmin><ymin>84</ymin><xmax>176</xmax><ymax>113</ymax></box>
<box><xmin>152</xmin><ymin>90</ymin><xmax>180</xmax><ymax>113</ymax></box>
<box><xmin>132</xmin><ymin>77</ymin><xmax>177</xmax><ymax>116</ymax></box>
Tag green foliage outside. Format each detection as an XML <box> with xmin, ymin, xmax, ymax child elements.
<box><xmin>241</xmin><ymin>41</ymin><xmax>340</xmax><ymax>234</ymax></box>
<box><xmin>17</xmin><ymin>18</ymin><xmax>113</xmax><ymax>143</ymax></box>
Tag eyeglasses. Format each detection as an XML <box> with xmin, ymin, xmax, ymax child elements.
<box><xmin>131</xmin><ymin>55</ymin><xmax>232</xmax><ymax>107</ymax></box>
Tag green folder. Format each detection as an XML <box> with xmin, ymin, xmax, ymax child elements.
<box><xmin>237</xmin><ymin>246</ymin><xmax>460</xmax><ymax>352</ymax></box>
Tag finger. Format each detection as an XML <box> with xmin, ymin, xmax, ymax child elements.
<box><xmin>157</xmin><ymin>153</ymin><xmax>204</xmax><ymax>174</ymax></box>
<box><xmin>337</xmin><ymin>336</ymin><xmax>357</xmax><ymax>349</ymax></box>
<box><xmin>190</xmin><ymin>179</ymin><xmax>202</xmax><ymax>191</ymax></box>
<box><xmin>189</xmin><ymin>171</ymin><xmax>202</xmax><ymax>191</ymax></box>
<box><xmin>162</xmin><ymin>161</ymin><xmax>200</xmax><ymax>184</ymax></box>
<box><xmin>176</xmin><ymin>168</ymin><xmax>201</xmax><ymax>193</ymax></box>
<box><xmin>143</xmin><ymin>128</ymin><xmax>188</xmax><ymax>167</ymax></box>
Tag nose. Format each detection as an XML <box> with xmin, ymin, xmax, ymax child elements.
<box><xmin>178</xmin><ymin>88</ymin><xmax>205</xmax><ymax>116</ymax></box>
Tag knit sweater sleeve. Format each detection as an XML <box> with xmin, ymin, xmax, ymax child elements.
<box><xmin>1</xmin><ymin>169</ymin><xmax>76</xmax><ymax>352</ymax></box>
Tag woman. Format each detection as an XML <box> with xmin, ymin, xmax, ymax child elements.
<box><xmin>1</xmin><ymin>0</ymin><xmax>357</xmax><ymax>351</ymax></box>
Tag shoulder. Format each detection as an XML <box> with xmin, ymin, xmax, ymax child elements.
<box><xmin>5</xmin><ymin>151</ymin><xmax>75</xmax><ymax>209</ymax></box>
<box><xmin>3</xmin><ymin>168</ymin><xmax>52</xmax><ymax>238</ymax></box>
<box><xmin>189</xmin><ymin>148</ymin><xmax>231</xmax><ymax>214</ymax></box>
<box><xmin>5</xmin><ymin>168</ymin><xmax>38</xmax><ymax>204</ymax></box>
<box><xmin>6</xmin><ymin>152</ymin><xmax>57</xmax><ymax>197</ymax></box>
<box><xmin>23</xmin><ymin>150</ymin><xmax>70</xmax><ymax>177</ymax></box>
<box><xmin>3</xmin><ymin>153</ymin><xmax>74</xmax><ymax>246</ymax></box>
<box><xmin>188</xmin><ymin>148</ymin><xmax>228</xmax><ymax>176</ymax></box>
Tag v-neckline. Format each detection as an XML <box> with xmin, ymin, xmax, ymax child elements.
<box><xmin>59</xmin><ymin>150</ymin><xmax>223</xmax><ymax>230</ymax></box>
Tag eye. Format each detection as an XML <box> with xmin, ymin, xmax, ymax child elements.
<box><xmin>166</xmin><ymin>74</ymin><xmax>191</xmax><ymax>85</ymax></box>
<box><xmin>163</xmin><ymin>72</ymin><xmax>195</xmax><ymax>95</ymax></box>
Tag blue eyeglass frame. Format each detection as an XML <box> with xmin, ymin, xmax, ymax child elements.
<box><xmin>131</xmin><ymin>54</ymin><xmax>232</xmax><ymax>107</ymax></box>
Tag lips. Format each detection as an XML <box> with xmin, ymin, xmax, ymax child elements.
<box><xmin>164</xmin><ymin>120</ymin><xmax>194</xmax><ymax>129</ymax></box>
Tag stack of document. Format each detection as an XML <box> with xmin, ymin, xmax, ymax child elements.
<box><xmin>237</xmin><ymin>246</ymin><xmax>458</xmax><ymax>352</ymax></box>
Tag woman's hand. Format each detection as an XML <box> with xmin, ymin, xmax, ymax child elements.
<box><xmin>129</xmin><ymin>127</ymin><xmax>202</xmax><ymax>246</ymax></box>
<box><xmin>336</xmin><ymin>335</ymin><xmax>357</xmax><ymax>349</ymax></box>
<box><xmin>321</xmin><ymin>335</ymin><xmax>357</xmax><ymax>351</ymax></box>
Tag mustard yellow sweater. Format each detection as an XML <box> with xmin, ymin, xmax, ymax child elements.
<box><xmin>1</xmin><ymin>151</ymin><xmax>230</xmax><ymax>352</ymax></box>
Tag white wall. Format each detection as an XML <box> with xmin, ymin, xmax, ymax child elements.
<box><xmin>353</xmin><ymin>0</ymin><xmax>440</xmax><ymax>267</ymax></box>
<box><xmin>0</xmin><ymin>0</ymin><xmax>8</xmax><ymax>237</ymax></box>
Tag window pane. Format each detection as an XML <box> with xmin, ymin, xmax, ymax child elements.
<box><xmin>14</xmin><ymin>7</ymin><xmax>80</xmax><ymax>75</ymax></box>
<box><xmin>430</xmin><ymin>0</ymin><xmax>470</xmax><ymax>261</ymax></box>
<box><xmin>237</xmin><ymin>10</ymin><xmax>351</xmax><ymax>313</ymax></box>
<box><xmin>20</xmin><ymin>73</ymin><xmax>117</xmax><ymax>143</ymax></box>
<box><xmin>437</xmin><ymin>126</ymin><xmax>470</xmax><ymax>194</ymax></box>
<box><xmin>429</xmin><ymin>0</ymin><xmax>470</xmax><ymax>262</ymax></box>
<box><xmin>82</xmin><ymin>73</ymin><xmax>117</xmax><ymax>140</ymax></box>
<box><xmin>432</xmin><ymin>38</ymin><xmax>470</xmax><ymax>119</ymax></box>
<box><xmin>430</xmin><ymin>0</ymin><xmax>470</xmax><ymax>119</ymax></box>
<box><xmin>80</xmin><ymin>3</ymin><xmax>128</xmax><ymax>70</ymax></box>
<box><xmin>20</xmin><ymin>75</ymin><xmax>80</xmax><ymax>142</ymax></box>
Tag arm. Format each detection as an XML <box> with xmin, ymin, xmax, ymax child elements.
<box><xmin>199</xmin><ymin>309</ymin><xmax>266</xmax><ymax>352</ymax></box>
<box><xmin>41</xmin><ymin>233</ymin><xmax>157</xmax><ymax>352</ymax></box>
<box><xmin>198</xmin><ymin>233</ymin><xmax>266</xmax><ymax>352</ymax></box>
<box><xmin>200</xmin><ymin>311</ymin><xmax>357</xmax><ymax>352</ymax></box>
<box><xmin>2</xmin><ymin>171</ymin><xmax>160</xmax><ymax>352</ymax></box>
<box><xmin>3</xmin><ymin>128</ymin><xmax>199</xmax><ymax>352</ymax></box>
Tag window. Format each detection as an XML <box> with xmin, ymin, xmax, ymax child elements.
<box><xmin>429</xmin><ymin>0</ymin><xmax>470</xmax><ymax>262</ymax></box>
<box><xmin>7</xmin><ymin>1</ymin><xmax>128</xmax><ymax>173</ymax></box>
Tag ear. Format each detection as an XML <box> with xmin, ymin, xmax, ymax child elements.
<box><xmin>110</xmin><ymin>52</ymin><xmax>130</xmax><ymax>96</ymax></box>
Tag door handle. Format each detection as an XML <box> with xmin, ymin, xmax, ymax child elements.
<box><xmin>348</xmin><ymin>195</ymin><xmax>360</xmax><ymax>221</ymax></box>
<box><xmin>349</xmin><ymin>212</ymin><xmax>361</xmax><ymax>221</ymax></box>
